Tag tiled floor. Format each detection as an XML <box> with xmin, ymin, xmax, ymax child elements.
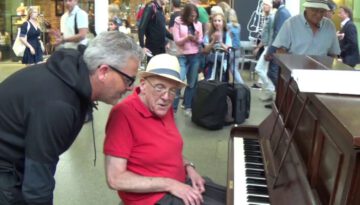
<box><xmin>0</xmin><ymin>61</ymin><xmax>271</xmax><ymax>205</ymax></box>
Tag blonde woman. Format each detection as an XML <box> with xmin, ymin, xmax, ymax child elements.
<box><xmin>203</xmin><ymin>13</ymin><xmax>232</xmax><ymax>80</ymax></box>
<box><xmin>19</xmin><ymin>6</ymin><xmax>43</xmax><ymax>65</ymax></box>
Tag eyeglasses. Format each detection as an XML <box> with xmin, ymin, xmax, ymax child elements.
<box><xmin>107</xmin><ymin>65</ymin><xmax>136</xmax><ymax>87</ymax></box>
<box><xmin>145</xmin><ymin>78</ymin><xmax>178</xmax><ymax>98</ymax></box>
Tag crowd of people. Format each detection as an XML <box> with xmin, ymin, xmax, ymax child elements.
<box><xmin>1</xmin><ymin>0</ymin><xmax>359</xmax><ymax>204</ymax></box>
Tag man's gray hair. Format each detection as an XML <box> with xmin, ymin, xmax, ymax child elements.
<box><xmin>83</xmin><ymin>31</ymin><xmax>144</xmax><ymax>73</ymax></box>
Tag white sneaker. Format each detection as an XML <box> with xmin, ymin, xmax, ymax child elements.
<box><xmin>185</xmin><ymin>109</ymin><xmax>192</xmax><ymax>117</ymax></box>
<box><xmin>259</xmin><ymin>92</ymin><xmax>274</xmax><ymax>102</ymax></box>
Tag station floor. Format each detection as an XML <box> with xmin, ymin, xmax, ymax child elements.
<box><xmin>0</xmin><ymin>60</ymin><xmax>271</xmax><ymax>205</ymax></box>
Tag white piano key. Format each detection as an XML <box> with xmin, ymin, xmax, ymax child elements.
<box><xmin>234</xmin><ymin>138</ymin><xmax>271</xmax><ymax>205</ymax></box>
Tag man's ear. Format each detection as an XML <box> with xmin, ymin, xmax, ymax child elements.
<box><xmin>139</xmin><ymin>78</ymin><xmax>146</xmax><ymax>91</ymax></box>
<box><xmin>96</xmin><ymin>65</ymin><xmax>109</xmax><ymax>81</ymax></box>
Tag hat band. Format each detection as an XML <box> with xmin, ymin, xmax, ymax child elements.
<box><xmin>149</xmin><ymin>68</ymin><xmax>181</xmax><ymax>79</ymax></box>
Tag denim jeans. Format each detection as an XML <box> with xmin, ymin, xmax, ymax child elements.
<box><xmin>267</xmin><ymin>59</ymin><xmax>279</xmax><ymax>88</ymax></box>
<box><xmin>173</xmin><ymin>54</ymin><xmax>200</xmax><ymax>111</ymax></box>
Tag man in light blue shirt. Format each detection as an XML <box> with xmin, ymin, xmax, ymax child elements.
<box><xmin>272</xmin><ymin>0</ymin><xmax>340</xmax><ymax>56</ymax></box>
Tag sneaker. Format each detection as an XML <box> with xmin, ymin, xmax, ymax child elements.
<box><xmin>264</xmin><ymin>103</ymin><xmax>272</xmax><ymax>109</ymax></box>
<box><xmin>251</xmin><ymin>83</ymin><xmax>262</xmax><ymax>89</ymax></box>
<box><xmin>185</xmin><ymin>108</ymin><xmax>192</xmax><ymax>117</ymax></box>
<box><xmin>259</xmin><ymin>92</ymin><xmax>273</xmax><ymax>102</ymax></box>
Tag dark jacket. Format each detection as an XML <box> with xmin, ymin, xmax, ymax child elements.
<box><xmin>138</xmin><ymin>1</ymin><xmax>172</xmax><ymax>55</ymax></box>
<box><xmin>0</xmin><ymin>48</ymin><xmax>92</xmax><ymax>204</ymax></box>
<box><xmin>340</xmin><ymin>20</ymin><xmax>360</xmax><ymax>67</ymax></box>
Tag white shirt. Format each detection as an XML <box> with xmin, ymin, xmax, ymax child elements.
<box><xmin>60</xmin><ymin>5</ymin><xmax>88</xmax><ymax>49</ymax></box>
<box><xmin>340</xmin><ymin>17</ymin><xmax>350</xmax><ymax>28</ymax></box>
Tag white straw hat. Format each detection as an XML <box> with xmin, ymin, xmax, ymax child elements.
<box><xmin>303</xmin><ymin>0</ymin><xmax>330</xmax><ymax>11</ymax></box>
<box><xmin>139</xmin><ymin>54</ymin><xmax>186</xmax><ymax>87</ymax></box>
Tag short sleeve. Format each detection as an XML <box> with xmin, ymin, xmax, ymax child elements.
<box><xmin>20</xmin><ymin>22</ymin><xmax>29</xmax><ymax>37</ymax></box>
<box><xmin>104</xmin><ymin>104</ymin><xmax>134</xmax><ymax>158</ymax></box>
<box><xmin>77</xmin><ymin>10</ymin><xmax>89</xmax><ymax>29</ymax></box>
<box><xmin>272</xmin><ymin>20</ymin><xmax>291</xmax><ymax>50</ymax></box>
<box><xmin>225</xmin><ymin>32</ymin><xmax>232</xmax><ymax>47</ymax></box>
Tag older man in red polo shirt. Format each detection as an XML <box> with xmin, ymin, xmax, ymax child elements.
<box><xmin>104</xmin><ymin>54</ymin><xmax>226</xmax><ymax>205</ymax></box>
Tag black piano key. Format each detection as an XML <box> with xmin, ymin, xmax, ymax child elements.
<box><xmin>247</xmin><ymin>185</ymin><xmax>269</xmax><ymax>195</ymax></box>
<box><xmin>244</xmin><ymin>150</ymin><xmax>262</xmax><ymax>157</ymax></box>
<box><xmin>247</xmin><ymin>196</ymin><xmax>271</xmax><ymax>203</ymax></box>
<box><xmin>246</xmin><ymin>170</ymin><xmax>265</xmax><ymax>178</ymax></box>
<box><xmin>244</xmin><ymin>146</ymin><xmax>261</xmax><ymax>152</ymax></box>
<box><xmin>245</xmin><ymin>163</ymin><xmax>264</xmax><ymax>170</ymax></box>
<box><xmin>246</xmin><ymin>178</ymin><xmax>267</xmax><ymax>185</ymax></box>
<box><xmin>244</xmin><ymin>141</ymin><xmax>260</xmax><ymax>146</ymax></box>
<box><xmin>245</xmin><ymin>156</ymin><xmax>263</xmax><ymax>164</ymax></box>
<box><xmin>244</xmin><ymin>139</ymin><xmax>259</xmax><ymax>143</ymax></box>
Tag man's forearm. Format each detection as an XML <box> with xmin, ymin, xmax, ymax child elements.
<box><xmin>107</xmin><ymin>170</ymin><xmax>176</xmax><ymax>193</ymax></box>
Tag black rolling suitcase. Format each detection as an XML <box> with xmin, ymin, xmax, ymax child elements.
<box><xmin>226</xmin><ymin>47</ymin><xmax>251</xmax><ymax>124</ymax></box>
<box><xmin>192</xmin><ymin>48</ymin><xmax>229</xmax><ymax>130</ymax></box>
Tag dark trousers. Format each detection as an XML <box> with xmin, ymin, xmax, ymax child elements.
<box><xmin>267</xmin><ymin>60</ymin><xmax>279</xmax><ymax>88</ymax></box>
<box><xmin>0</xmin><ymin>160</ymin><xmax>26</xmax><ymax>205</ymax></box>
<box><xmin>156</xmin><ymin>177</ymin><xmax>226</xmax><ymax>205</ymax></box>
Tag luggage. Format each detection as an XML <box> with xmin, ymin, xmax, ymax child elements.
<box><xmin>192</xmin><ymin>48</ymin><xmax>230</xmax><ymax>130</ymax></box>
<box><xmin>191</xmin><ymin>80</ymin><xmax>228</xmax><ymax>130</ymax></box>
<box><xmin>227</xmin><ymin>83</ymin><xmax>251</xmax><ymax>124</ymax></box>
<box><xmin>226</xmin><ymin>47</ymin><xmax>251</xmax><ymax>124</ymax></box>
<box><xmin>192</xmin><ymin>47</ymin><xmax>250</xmax><ymax>130</ymax></box>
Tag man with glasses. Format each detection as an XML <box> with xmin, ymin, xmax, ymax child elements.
<box><xmin>0</xmin><ymin>31</ymin><xmax>143</xmax><ymax>205</ymax></box>
<box><xmin>271</xmin><ymin>0</ymin><xmax>340</xmax><ymax>57</ymax></box>
<box><xmin>104</xmin><ymin>54</ymin><xmax>226</xmax><ymax>205</ymax></box>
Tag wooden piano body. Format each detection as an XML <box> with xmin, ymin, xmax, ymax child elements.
<box><xmin>227</xmin><ymin>54</ymin><xmax>360</xmax><ymax>205</ymax></box>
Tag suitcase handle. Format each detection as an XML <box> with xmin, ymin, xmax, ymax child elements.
<box><xmin>227</xmin><ymin>47</ymin><xmax>236</xmax><ymax>86</ymax></box>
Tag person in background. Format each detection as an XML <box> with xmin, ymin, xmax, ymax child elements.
<box><xmin>119</xmin><ymin>19</ymin><xmax>131</xmax><ymax>35</ymax></box>
<box><xmin>264</xmin><ymin>0</ymin><xmax>291</xmax><ymax>108</ymax></box>
<box><xmin>138</xmin><ymin>0</ymin><xmax>173</xmax><ymax>62</ymax></box>
<box><xmin>104</xmin><ymin>53</ymin><xmax>226</xmax><ymax>205</ymax></box>
<box><xmin>19</xmin><ymin>6</ymin><xmax>43</xmax><ymax>65</ymax></box>
<box><xmin>272</xmin><ymin>0</ymin><xmax>340</xmax><ymax>57</ymax></box>
<box><xmin>0</xmin><ymin>31</ymin><xmax>143</xmax><ymax>205</ymax></box>
<box><xmin>108</xmin><ymin>17</ymin><xmax>122</xmax><ymax>31</ymax></box>
<box><xmin>203</xmin><ymin>13</ymin><xmax>232</xmax><ymax>80</ymax></box>
<box><xmin>172</xmin><ymin>3</ymin><xmax>203</xmax><ymax>116</ymax></box>
<box><xmin>227</xmin><ymin>9</ymin><xmax>244</xmax><ymax>84</ymax></box>
<box><xmin>55</xmin><ymin>0</ymin><xmax>88</xmax><ymax>49</ymax></box>
<box><xmin>217</xmin><ymin>2</ymin><xmax>231</xmax><ymax>22</ymax></box>
<box><xmin>189</xmin><ymin>0</ymin><xmax>209</xmax><ymax>33</ymax></box>
<box><xmin>253</xmin><ymin>0</ymin><xmax>275</xmax><ymax>100</ymax></box>
<box><xmin>325</xmin><ymin>0</ymin><xmax>337</xmax><ymax>19</ymax></box>
<box><xmin>167</xmin><ymin>0</ymin><xmax>182</xmax><ymax>56</ymax></box>
<box><xmin>337</xmin><ymin>6</ymin><xmax>360</xmax><ymax>67</ymax></box>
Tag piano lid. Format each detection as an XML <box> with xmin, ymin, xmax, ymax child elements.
<box><xmin>274</xmin><ymin>54</ymin><xmax>353</xmax><ymax>71</ymax></box>
<box><xmin>315</xmin><ymin>94</ymin><xmax>360</xmax><ymax>147</ymax></box>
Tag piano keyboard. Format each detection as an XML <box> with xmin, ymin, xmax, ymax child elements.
<box><xmin>234</xmin><ymin>137</ymin><xmax>271</xmax><ymax>205</ymax></box>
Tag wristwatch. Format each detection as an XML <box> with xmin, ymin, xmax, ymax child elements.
<box><xmin>184</xmin><ymin>162</ymin><xmax>196</xmax><ymax>169</ymax></box>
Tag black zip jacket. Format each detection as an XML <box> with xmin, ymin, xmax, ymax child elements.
<box><xmin>0</xmin><ymin>48</ymin><xmax>92</xmax><ymax>204</ymax></box>
<box><xmin>138</xmin><ymin>1</ymin><xmax>173</xmax><ymax>54</ymax></box>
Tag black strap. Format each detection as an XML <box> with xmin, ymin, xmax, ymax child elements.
<box><xmin>74</xmin><ymin>13</ymin><xmax>79</xmax><ymax>34</ymax></box>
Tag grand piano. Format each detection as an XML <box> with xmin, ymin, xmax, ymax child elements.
<box><xmin>227</xmin><ymin>54</ymin><xmax>360</xmax><ymax>205</ymax></box>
